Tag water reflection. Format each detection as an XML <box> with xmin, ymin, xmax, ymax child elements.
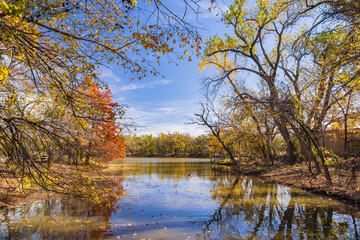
<box><xmin>0</xmin><ymin>197</ymin><xmax>117</xmax><ymax>239</ymax></box>
<box><xmin>203</xmin><ymin>174</ymin><xmax>359</xmax><ymax>239</ymax></box>
<box><xmin>0</xmin><ymin>158</ymin><xmax>359</xmax><ymax>239</ymax></box>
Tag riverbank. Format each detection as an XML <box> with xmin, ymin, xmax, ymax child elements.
<box><xmin>0</xmin><ymin>163</ymin><xmax>123</xmax><ymax>208</ymax></box>
<box><xmin>0</xmin><ymin>164</ymin><xmax>48</xmax><ymax>208</ymax></box>
<box><xmin>218</xmin><ymin>160</ymin><xmax>360</xmax><ymax>205</ymax></box>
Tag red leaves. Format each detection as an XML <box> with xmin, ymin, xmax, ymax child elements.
<box><xmin>83</xmin><ymin>77</ymin><xmax>126</xmax><ymax>162</ymax></box>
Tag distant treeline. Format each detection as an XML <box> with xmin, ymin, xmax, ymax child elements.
<box><xmin>124</xmin><ymin>133</ymin><xmax>210</xmax><ymax>158</ymax></box>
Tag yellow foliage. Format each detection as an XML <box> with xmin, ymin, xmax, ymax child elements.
<box><xmin>0</xmin><ymin>65</ymin><xmax>9</xmax><ymax>86</ymax></box>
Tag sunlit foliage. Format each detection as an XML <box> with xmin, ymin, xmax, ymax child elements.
<box><xmin>0</xmin><ymin>0</ymin><xmax>202</xmax><ymax>199</ymax></box>
<box><xmin>197</xmin><ymin>0</ymin><xmax>360</xmax><ymax>184</ymax></box>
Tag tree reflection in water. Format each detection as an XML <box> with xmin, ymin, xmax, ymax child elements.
<box><xmin>0</xmin><ymin>177</ymin><xmax>124</xmax><ymax>240</ymax></box>
<box><xmin>0</xmin><ymin>159</ymin><xmax>359</xmax><ymax>240</ymax></box>
<box><xmin>202</xmin><ymin>166</ymin><xmax>360</xmax><ymax>239</ymax></box>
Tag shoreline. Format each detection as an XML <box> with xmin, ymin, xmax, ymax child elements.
<box><xmin>0</xmin><ymin>163</ymin><xmax>123</xmax><ymax>209</ymax></box>
<box><xmin>2</xmin><ymin>159</ymin><xmax>359</xmax><ymax>209</ymax></box>
<box><xmin>215</xmin><ymin>161</ymin><xmax>360</xmax><ymax>206</ymax></box>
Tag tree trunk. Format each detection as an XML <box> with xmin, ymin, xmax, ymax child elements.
<box><xmin>344</xmin><ymin>112</ymin><xmax>348</xmax><ymax>157</ymax></box>
<box><xmin>278</xmin><ymin>124</ymin><xmax>297</xmax><ymax>165</ymax></box>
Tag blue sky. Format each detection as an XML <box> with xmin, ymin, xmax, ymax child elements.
<box><xmin>100</xmin><ymin>1</ymin><xmax>231</xmax><ymax>136</ymax></box>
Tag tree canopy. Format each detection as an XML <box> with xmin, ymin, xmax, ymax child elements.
<box><xmin>0</xmin><ymin>0</ymin><xmax>203</xmax><ymax>198</ymax></box>
<box><xmin>196</xmin><ymin>0</ymin><xmax>360</xmax><ymax>183</ymax></box>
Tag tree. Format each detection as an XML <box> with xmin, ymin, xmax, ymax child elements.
<box><xmin>80</xmin><ymin>77</ymin><xmax>126</xmax><ymax>163</ymax></box>
<box><xmin>223</xmin><ymin>88</ymin><xmax>278</xmax><ymax>163</ymax></box>
<box><xmin>0</xmin><ymin>0</ymin><xmax>203</xmax><ymax>195</ymax></box>
<box><xmin>193</xmin><ymin>102</ymin><xmax>237</xmax><ymax>163</ymax></box>
<box><xmin>200</xmin><ymin>0</ymin><xmax>308</xmax><ymax>165</ymax></box>
<box><xmin>197</xmin><ymin>0</ymin><xmax>360</xmax><ymax>182</ymax></box>
<box><xmin>188</xmin><ymin>134</ymin><xmax>210</xmax><ymax>157</ymax></box>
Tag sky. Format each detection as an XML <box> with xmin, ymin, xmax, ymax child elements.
<box><xmin>100</xmin><ymin>1</ymin><xmax>231</xmax><ymax>136</ymax></box>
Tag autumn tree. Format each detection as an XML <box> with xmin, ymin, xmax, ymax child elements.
<box><xmin>188</xmin><ymin>134</ymin><xmax>210</xmax><ymax>157</ymax></box>
<box><xmin>197</xmin><ymin>0</ymin><xmax>360</xmax><ymax>184</ymax></box>
<box><xmin>309</xmin><ymin>0</ymin><xmax>360</xmax><ymax>157</ymax></box>
<box><xmin>222</xmin><ymin>87</ymin><xmax>279</xmax><ymax>163</ymax></box>
<box><xmin>0</xmin><ymin>0</ymin><xmax>204</xmax><ymax>196</ymax></box>
<box><xmin>155</xmin><ymin>133</ymin><xmax>170</xmax><ymax>156</ymax></box>
<box><xmin>199</xmin><ymin>0</ymin><xmax>310</xmax><ymax>165</ymax></box>
<box><xmin>193</xmin><ymin>102</ymin><xmax>237</xmax><ymax>163</ymax></box>
<box><xmin>197</xmin><ymin>0</ymin><xmax>360</xmax><ymax>182</ymax></box>
<box><xmin>80</xmin><ymin>77</ymin><xmax>126</xmax><ymax>164</ymax></box>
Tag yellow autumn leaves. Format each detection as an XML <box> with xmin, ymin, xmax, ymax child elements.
<box><xmin>0</xmin><ymin>65</ymin><xmax>9</xmax><ymax>87</ymax></box>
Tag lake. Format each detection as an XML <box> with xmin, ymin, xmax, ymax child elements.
<box><xmin>0</xmin><ymin>158</ymin><xmax>359</xmax><ymax>239</ymax></box>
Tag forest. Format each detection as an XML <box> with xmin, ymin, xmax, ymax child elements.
<box><xmin>124</xmin><ymin>133</ymin><xmax>210</xmax><ymax>157</ymax></box>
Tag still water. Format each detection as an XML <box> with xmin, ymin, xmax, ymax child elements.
<box><xmin>0</xmin><ymin>158</ymin><xmax>359</xmax><ymax>239</ymax></box>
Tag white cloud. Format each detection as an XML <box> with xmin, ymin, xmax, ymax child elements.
<box><xmin>99</xmin><ymin>68</ymin><xmax>172</xmax><ymax>93</ymax></box>
<box><xmin>118</xmin><ymin>79</ymin><xmax>172</xmax><ymax>91</ymax></box>
<box><xmin>113</xmin><ymin>96</ymin><xmax>126</xmax><ymax>102</ymax></box>
<box><xmin>122</xmin><ymin>99</ymin><xmax>206</xmax><ymax>136</ymax></box>
<box><xmin>155</xmin><ymin>79</ymin><xmax>171</xmax><ymax>85</ymax></box>
<box><xmin>126</xmin><ymin>99</ymin><xmax>201</xmax><ymax>121</ymax></box>
<box><xmin>119</xmin><ymin>84</ymin><xmax>142</xmax><ymax>91</ymax></box>
<box><xmin>100</xmin><ymin>68</ymin><xmax>122</xmax><ymax>82</ymax></box>
<box><xmin>99</xmin><ymin>70</ymin><xmax>206</xmax><ymax>136</ymax></box>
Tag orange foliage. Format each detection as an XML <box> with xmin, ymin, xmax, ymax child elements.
<box><xmin>83</xmin><ymin>76</ymin><xmax>126</xmax><ymax>162</ymax></box>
